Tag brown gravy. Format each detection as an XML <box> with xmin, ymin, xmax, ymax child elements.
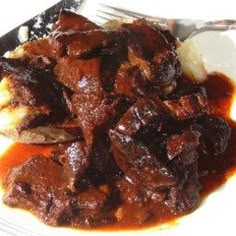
<box><xmin>0</xmin><ymin>72</ymin><xmax>236</xmax><ymax>230</ymax></box>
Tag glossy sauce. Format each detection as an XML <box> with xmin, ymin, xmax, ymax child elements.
<box><xmin>0</xmin><ymin>72</ymin><xmax>236</xmax><ymax>230</ymax></box>
<box><xmin>199</xmin><ymin>73</ymin><xmax>236</xmax><ymax>196</ymax></box>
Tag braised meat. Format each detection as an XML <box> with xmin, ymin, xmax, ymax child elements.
<box><xmin>164</xmin><ymin>93</ymin><xmax>209</xmax><ymax>120</ymax></box>
<box><xmin>114</xmin><ymin>97</ymin><xmax>169</xmax><ymax>137</ymax></box>
<box><xmin>114</xmin><ymin>63</ymin><xmax>153</xmax><ymax>101</ymax></box>
<box><xmin>109</xmin><ymin>129</ymin><xmax>176</xmax><ymax>191</ymax></box>
<box><xmin>167</xmin><ymin>130</ymin><xmax>200</xmax><ymax>161</ymax></box>
<box><xmin>3</xmin><ymin>156</ymin><xmax>71</xmax><ymax>226</ymax></box>
<box><xmin>52</xmin><ymin>10</ymin><xmax>100</xmax><ymax>33</ymax></box>
<box><xmin>71</xmin><ymin>75</ymin><xmax>122</xmax><ymax>145</ymax></box>
<box><xmin>122</xmin><ymin>19</ymin><xmax>181</xmax><ymax>94</ymax></box>
<box><xmin>3</xmin><ymin>154</ymin><xmax>113</xmax><ymax>227</ymax></box>
<box><xmin>192</xmin><ymin>115</ymin><xmax>231</xmax><ymax>156</ymax></box>
<box><xmin>54</xmin><ymin>56</ymin><xmax>101</xmax><ymax>91</ymax></box>
<box><xmin>1</xmin><ymin>11</ymin><xmax>232</xmax><ymax>230</ymax></box>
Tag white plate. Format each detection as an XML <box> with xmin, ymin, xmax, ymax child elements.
<box><xmin>1</xmin><ymin>1</ymin><xmax>236</xmax><ymax>235</ymax></box>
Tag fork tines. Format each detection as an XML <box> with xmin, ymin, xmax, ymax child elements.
<box><xmin>96</xmin><ymin>4</ymin><xmax>166</xmax><ymax>26</ymax></box>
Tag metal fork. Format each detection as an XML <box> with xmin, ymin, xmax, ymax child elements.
<box><xmin>96</xmin><ymin>4</ymin><xmax>236</xmax><ymax>41</ymax></box>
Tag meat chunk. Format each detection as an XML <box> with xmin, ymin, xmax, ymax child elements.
<box><xmin>109</xmin><ymin>130</ymin><xmax>176</xmax><ymax>192</ymax></box>
<box><xmin>3</xmin><ymin>156</ymin><xmax>72</xmax><ymax>226</ymax></box>
<box><xmin>53</xmin><ymin>10</ymin><xmax>100</xmax><ymax>33</ymax></box>
<box><xmin>62</xmin><ymin>142</ymin><xmax>91</xmax><ymax>191</ymax></box>
<box><xmin>122</xmin><ymin>19</ymin><xmax>181</xmax><ymax>94</ymax></box>
<box><xmin>114</xmin><ymin>63</ymin><xmax>152</xmax><ymax>100</ymax></box>
<box><xmin>115</xmin><ymin>97</ymin><xmax>169</xmax><ymax>137</ymax></box>
<box><xmin>54</xmin><ymin>56</ymin><xmax>101</xmax><ymax>91</ymax></box>
<box><xmin>164</xmin><ymin>93</ymin><xmax>209</xmax><ymax>120</ymax></box>
<box><xmin>168</xmin><ymin>161</ymin><xmax>201</xmax><ymax>212</ymax></box>
<box><xmin>101</xmin><ymin>55</ymin><xmax>126</xmax><ymax>92</ymax></box>
<box><xmin>56</xmin><ymin>30</ymin><xmax>125</xmax><ymax>58</ymax></box>
<box><xmin>167</xmin><ymin>130</ymin><xmax>200</xmax><ymax>161</ymax></box>
<box><xmin>72</xmin><ymin>75</ymin><xmax>126</xmax><ymax>145</ymax></box>
<box><xmin>192</xmin><ymin>115</ymin><xmax>231</xmax><ymax>156</ymax></box>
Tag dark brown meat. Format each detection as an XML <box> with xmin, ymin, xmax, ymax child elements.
<box><xmin>3</xmin><ymin>156</ymin><xmax>72</xmax><ymax>226</ymax></box>
<box><xmin>54</xmin><ymin>56</ymin><xmax>101</xmax><ymax>91</ymax></box>
<box><xmin>109</xmin><ymin>129</ymin><xmax>176</xmax><ymax>192</ymax></box>
<box><xmin>167</xmin><ymin>130</ymin><xmax>200</xmax><ymax>161</ymax></box>
<box><xmin>101</xmin><ymin>55</ymin><xmax>126</xmax><ymax>92</ymax></box>
<box><xmin>72</xmin><ymin>75</ymin><xmax>124</xmax><ymax>145</ymax></box>
<box><xmin>122</xmin><ymin>19</ymin><xmax>181</xmax><ymax>93</ymax></box>
<box><xmin>167</xmin><ymin>161</ymin><xmax>201</xmax><ymax>213</ymax></box>
<box><xmin>0</xmin><ymin>57</ymin><xmax>69</xmax><ymax>128</ymax></box>
<box><xmin>74</xmin><ymin>186</ymin><xmax>108</xmax><ymax>210</ymax></box>
<box><xmin>114</xmin><ymin>63</ymin><xmax>152</xmax><ymax>101</ymax></box>
<box><xmin>53</xmin><ymin>10</ymin><xmax>100</xmax><ymax>33</ymax></box>
<box><xmin>192</xmin><ymin>115</ymin><xmax>231</xmax><ymax>156</ymax></box>
<box><xmin>3</xmin><ymin>155</ymin><xmax>111</xmax><ymax>228</ymax></box>
<box><xmin>115</xmin><ymin>97</ymin><xmax>169</xmax><ymax>137</ymax></box>
<box><xmin>164</xmin><ymin>93</ymin><xmax>209</xmax><ymax>120</ymax></box>
<box><xmin>62</xmin><ymin>142</ymin><xmax>91</xmax><ymax>191</ymax></box>
<box><xmin>0</xmin><ymin>57</ymin><xmax>61</xmax><ymax>106</ymax></box>
<box><xmin>56</xmin><ymin>30</ymin><xmax>125</xmax><ymax>58</ymax></box>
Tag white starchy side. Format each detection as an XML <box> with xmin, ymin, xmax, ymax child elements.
<box><xmin>0</xmin><ymin>106</ymin><xmax>29</xmax><ymax>131</ymax></box>
<box><xmin>18</xmin><ymin>26</ymin><xmax>29</xmax><ymax>43</ymax></box>
<box><xmin>177</xmin><ymin>39</ymin><xmax>207</xmax><ymax>82</ymax></box>
<box><xmin>0</xmin><ymin>77</ymin><xmax>13</xmax><ymax>108</ymax></box>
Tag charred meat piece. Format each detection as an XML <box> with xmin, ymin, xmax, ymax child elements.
<box><xmin>192</xmin><ymin>115</ymin><xmax>231</xmax><ymax>156</ymax></box>
<box><xmin>122</xmin><ymin>19</ymin><xmax>181</xmax><ymax>93</ymax></box>
<box><xmin>164</xmin><ymin>93</ymin><xmax>209</xmax><ymax>120</ymax></box>
<box><xmin>54</xmin><ymin>56</ymin><xmax>101</xmax><ymax>91</ymax></box>
<box><xmin>167</xmin><ymin>130</ymin><xmax>201</xmax><ymax>161</ymax></box>
<box><xmin>109</xmin><ymin>129</ymin><xmax>176</xmax><ymax>191</ymax></box>
<box><xmin>53</xmin><ymin>10</ymin><xmax>100</xmax><ymax>33</ymax></box>
<box><xmin>115</xmin><ymin>97</ymin><xmax>169</xmax><ymax>137</ymax></box>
